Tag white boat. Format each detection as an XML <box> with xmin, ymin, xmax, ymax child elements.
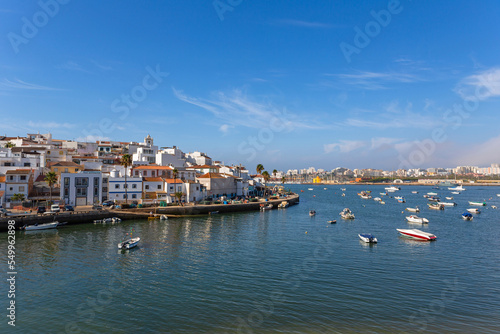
<box><xmin>406</xmin><ymin>207</ymin><xmax>420</xmax><ymax>213</ymax></box>
<box><xmin>462</xmin><ymin>212</ymin><xmax>473</xmax><ymax>221</ymax></box>
<box><xmin>451</xmin><ymin>191</ymin><xmax>460</xmax><ymax>195</ymax></box>
<box><xmin>439</xmin><ymin>202</ymin><xmax>457</xmax><ymax>207</ymax></box>
<box><xmin>324</xmin><ymin>188</ymin><xmax>327</xmax><ymax>190</ymax></box>
<box><xmin>160</xmin><ymin>215</ymin><xmax>168</xmax><ymax>220</ymax></box>
<box><xmin>373</xmin><ymin>197</ymin><xmax>381</xmax><ymax>201</ymax></box>
<box><xmin>385</xmin><ymin>186</ymin><xmax>400</xmax><ymax>192</ymax></box>
<box><xmin>278</xmin><ymin>201</ymin><xmax>289</xmax><ymax>209</ymax></box>
<box><xmin>397</xmin><ymin>197</ymin><xmax>406</xmax><ymax>203</ymax></box>
<box><xmin>358</xmin><ymin>233</ymin><xmax>377</xmax><ymax>243</ymax></box>
<box><xmin>341</xmin><ymin>188</ymin><xmax>346</xmax><ymax>191</ymax></box>
<box><xmin>492</xmin><ymin>205</ymin><xmax>497</xmax><ymax>209</ymax></box>
<box><xmin>380</xmin><ymin>201</ymin><xmax>386</xmax><ymax>205</ymax></box>
<box><xmin>427</xmin><ymin>192</ymin><xmax>438</xmax><ymax>196</ymax></box>
<box><xmin>449</xmin><ymin>185</ymin><xmax>465</xmax><ymax>191</ymax></box>
<box><xmin>428</xmin><ymin>203</ymin><xmax>444</xmax><ymax>210</ymax></box>
<box><xmin>397</xmin><ymin>229</ymin><xmax>436</xmax><ymax>241</ymax></box>
<box><xmin>406</xmin><ymin>215</ymin><xmax>429</xmax><ymax>224</ymax></box>
<box><xmin>360</xmin><ymin>194</ymin><xmax>372</xmax><ymax>199</ymax></box>
<box><xmin>469</xmin><ymin>201</ymin><xmax>486</xmax><ymax>206</ymax></box>
<box><xmin>118</xmin><ymin>237</ymin><xmax>140</xmax><ymax>250</ymax></box>
<box><xmin>497</xmin><ymin>194</ymin><xmax>500</xmax><ymax>197</ymax></box>
<box><xmin>446</xmin><ymin>197</ymin><xmax>453</xmax><ymax>200</ymax></box>
<box><xmin>24</xmin><ymin>222</ymin><xmax>59</xmax><ymax>231</ymax></box>
<box><xmin>339</xmin><ymin>208</ymin><xmax>355</xmax><ymax>219</ymax></box>
<box><xmin>328</xmin><ymin>220</ymin><xmax>337</xmax><ymax>224</ymax></box>
<box><xmin>112</xmin><ymin>217</ymin><xmax>121</xmax><ymax>223</ymax></box>
<box><xmin>260</xmin><ymin>204</ymin><xmax>273</xmax><ymax>211</ymax></box>
<box><xmin>341</xmin><ymin>193</ymin><xmax>346</xmax><ymax>197</ymax></box>
<box><xmin>309</xmin><ymin>210</ymin><xmax>316</xmax><ymax>216</ymax></box>
<box><xmin>466</xmin><ymin>208</ymin><xmax>481</xmax><ymax>214</ymax></box>
<box><xmin>308</xmin><ymin>188</ymin><xmax>313</xmax><ymax>191</ymax></box>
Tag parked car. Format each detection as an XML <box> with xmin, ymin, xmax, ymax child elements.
<box><xmin>92</xmin><ymin>205</ymin><xmax>103</xmax><ymax>211</ymax></box>
<box><xmin>50</xmin><ymin>204</ymin><xmax>61</xmax><ymax>213</ymax></box>
<box><xmin>102</xmin><ymin>200</ymin><xmax>114</xmax><ymax>206</ymax></box>
<box><xmin>64</xmin><ymin>205</ymin><xmax>74</xmax><ymax>212</ymax></box>
<box><xmin>37</xmin><ymin>206</ymin><xmax>46</xmax><ymax>215</ymax></box>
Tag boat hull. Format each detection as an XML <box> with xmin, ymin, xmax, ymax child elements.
<box><xmin>24</xmin><ymin>222</ymin><xmax>58</xmax><ymax>231</ymax></box>
<box><xmin>118</xmin><ymin>237</ymin><xmax>141</xmax><ymax>249</ymax></box>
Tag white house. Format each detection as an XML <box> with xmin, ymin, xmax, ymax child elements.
<box><xmin>156</xmin><ymin>146</ymin><xmax>187</xmax><ymax>167</ymax></box>
<box><xmin>0</xmin><ymin>174</ymin><xmax>5</xmax><ymax>207</ymax></box>
<box><xmin>186</xmin><ymin>151</ymin><xmax>212</xmax><ymax>166</ymax></box>
<box><xmin>60</xmin><ymin>171</ymin><xmax>103</xmax><ymax>206</ymax></box>
<box><xmin>108</xmin><ymin>170</ymin><xmax>142</xmax><ymax>202</ymax></box>
<box><xmin>5</xmin><ymin>169</ymin><xmax>33</xmax><ymax>203</ymax></box>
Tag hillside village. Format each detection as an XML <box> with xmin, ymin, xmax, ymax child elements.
<box><xmin>0</xmin><ymin>133</ymin><xmax>269</xmax><ymax>208</ymax></box>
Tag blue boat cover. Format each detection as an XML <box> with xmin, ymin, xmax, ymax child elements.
<box><xmin>462</xmin><ymin>212</ymin><xmax>473</xmax><ymax>217</ymax></box>
<box><xmin>360</xmin><ymin>233</ymin><xmax>374</xmax><ymax>238</ymax></box>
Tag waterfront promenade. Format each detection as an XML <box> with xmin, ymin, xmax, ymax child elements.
<box><xmin>0</xmin><ymin>194</ymin><xmax>300</xmax><ymax>232</ymax></box>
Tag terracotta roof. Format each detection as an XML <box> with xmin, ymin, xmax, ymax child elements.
<box><xmin>197</xmin><ymin>172</ymin><xmax>224</xmax><ymax>179</ymax></box>
<box><xmin>0</xmin><ymin>191</ymin><xmax>4</xmax><ymax>197</ymax></box>
<box><xmin>35</xmin><ymin>175</ymin><xmax>45</xmax><ymax>182</ymax></box>
<box><xmin>162</xmin><ymin>178</ymin><xmax>182</xmax><ymax>184</ymax></box>
<box><xmin>0</xmin><ymin>176</ymin><xmax>5</xmax><ymax>183</ymax></box>
<box><xmin>6</xmin><ymin>169</ymin><xmax>32</xmax><ymax>174</ymax></box>
<box><xmin>192</xmin><ymin>165</ymin><xmax>219</xmax><ymax>169</ymax></box>
<box><xmin>143</xmin><ymin>177</ymin><xmax>163</xmax><ymax>182</ymax></box>
<box><xmin>48</xmin><ymin>161</ymin><xmax>82</xmax><ymax>168</ymax></box>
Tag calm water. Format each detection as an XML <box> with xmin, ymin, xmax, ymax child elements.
<box><xmin>2</xmin><ymin>185</ymin><xmax>500</xmax><ymax>333</ymax></box>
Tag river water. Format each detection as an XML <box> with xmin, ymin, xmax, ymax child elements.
<box><xmin>2</xmin><ymin>184</ymin><xmax>500</xmax><ymax>333</ymax></box>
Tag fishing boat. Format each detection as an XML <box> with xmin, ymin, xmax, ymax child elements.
<box><xmin>278</xmin><ymin>201</ymin><xmax>289</xmax><ymax>208</ymax></box>
<box><xmin>428</xmin><ymin>196</ymin><xmax>440</xmax><ymax>202</ymax></box>
<box><xmin>324</xmin><ymin>188</ymin><xmax>327</xmax><ymax>190</ymax></box>
<box><xmin>380</xmin><ymin>201</ymin><xmax>386</xmax><ymax>205</ymax></box>
<box><xmin>406</xmin><ymin>207</ymin><xmax>420</xmax><ymax>213</ymax></box>
<box><xmin>328</xmin><ymin>220</ymin><xmax>337</xmax><ymax>224</ymax></box>
<box><xmin>466</xmin><ymin>208</ymin><xmax>481</xmax><ymax>214</ymax></box>
<box><xmin>341</xmin><ymin>193</ymin><xmax>346</xmax><ymax>197</ymax></box>
<box><xmin>462</xmin><ymin>212</ymin><xmax>473</xmax><ymax>221</ymax></box>
<box><xmin>112</xmin><ymin>217</ymin><xmax>121</xmax><ymax>223</ymax></box>
<box><xmin>397</xmin><ymin>197</ymin><xmax>406</xmax><ymax>203</ymax></box>
<box><xmin>385</xmin><ymin>186</ymin><xmax>400</xmax><ymax>192</ymax></box>
<box><xmin>406</xmin><ymin>215</ymin><xmax>429</xmax><ymax>224</ymax></box>
<box><xmin>449</xmin><ymin>185</ymin><xmax>466</xmax><ymax>191</ymax></box>
<box><xmin>360</xmin><ymin>194</ymin><xmax>372</xmax><ymax>199</ymax></box>
<box><xmin>358</xmin><ymin>191</ymin><xmax>371</xmax><ymax>199</ymax></box>
<box><xmin>412</xmin><ymin>191</ymin><xmax>419</xmax><ymax>194</ymax></box>
<box><xmin>309</xmin><ymin>210</ymin><xmax>316</xmax><ymax>216</ymax></box>
<box><xmin>469</xmin><ymin>201</ymin><xmax>486</xmax><ymax>206</ymax></box>
<box><xmin>380</xmin><ymin>192</ymin><xmax>387</xmax><ymax>196</ymax></box>
<box><xmin>438</xmin><ymin>202</ymin><xmax>457</xmax><ymax>207</ymax></box>
<box><xmin>339</xmin><ymin>208</ymin><xmax>355</xmax><ymax>219</ymax></box>
<box><xmin>260</xmin><ymin>204</ymin><xmax>273</xmax><ymax>211</ymax></box>
<box><xmin>118</xmin><ymin>237</ymin><xmax>140</xmax><ymax>250</ymax></box>
<box><xmin>497</xmin><ymin>194</ymin><xmax>500</xmax><ymax>197</ymax></box>
<box><xmin>308</xmin><ymin>188</ymin><xmax>313</xmax><ymax>191</ymax></box>
<box><xmin>428</xmin><ymin>203</ymin><xmax>444</xmax><ymax>210</ymax></box>
<box><xmin>373</xmin><ymin>197</ymin><xmax>382</xmax><ymax>201</ymax></box>
<box><xmin>397</xmin><ymin>229</ymin><xmax>436</xmax><ymax>241</ymax></box>
<box><xmin>23</xmin><ymin>222</ymin><xmax>59</xmax><ymax>231</ymax></box>
<box><xmin>358</xmin><ymin>233</ymin><xmax>377</xmax><ymax>243</ymax></box>
<box><xmin>341</xmin><ymin>188</ymin><xmax>346</xmax><ymax>191</ymax></box>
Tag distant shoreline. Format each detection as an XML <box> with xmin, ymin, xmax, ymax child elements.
<box><xmin>291</xmin><ymin>182</ymin><xmax>500</xmax><ymax>187</ymax></box>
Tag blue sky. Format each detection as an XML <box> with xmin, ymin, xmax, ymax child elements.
<box><xmin>1</xmin><ymin>0</ymin><xmax>500</xmax><ymax>171</ymax></box>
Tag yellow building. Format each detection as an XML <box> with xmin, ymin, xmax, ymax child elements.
<box><xmin>312</xmin><ymin>176</ymin><xmax>322</xmax><ymax>183</ymax></box>
<box><xmin>48</xmin><ymin>161</ymin><xmax>83</xmax><ymax>176</ymax></box>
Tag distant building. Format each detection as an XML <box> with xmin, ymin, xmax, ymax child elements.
<box><xmin>60</xmin><ymin>171</ymin><xmax>103</xmax><ymax>206</ymax></box>
<box><xmin>48</xmin><ymin>161</ymin><xmax>83</xmax><ymax>176</ymax></box>
<box><xmin>0</xmin><ymin>174</ymin><xmax>5</xmax><ymax>207</ymax></box>
<box><xmin>5</xmin><ymin>169</ymin><xmax>34</xmax><ymax>203</ymax></box>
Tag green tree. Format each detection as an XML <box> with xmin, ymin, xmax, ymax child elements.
<box><xmin>262</xmin><ymin>171</ymin><xmax>270</xmax><ymax>197</ymax></box>
<box><xmin>281</xmin><ymin>176</ymin><xmax>286</xmax><ymax>185</ymax></box>
<box><xmin>4</xmin><ymin>142</ymin><xmax>15</xmax><ymax>148</ymax></box>
<box><xmin>44</xmin><ymin>172</ymin><xmax>58</xmax><ymax>205</ymax></box>
<box><xmin>272</xmin><ymin>169</ymin><xmax>277</xmax><ymax>180</ymax></box>
<box><xmin>174</xmin><ymin>191</ymin><xmax>184</xmax><ymax>206</ymax></box>
<box><xmin>11</xmin><ymin>193</ymin><xmax>25</xmax><ymax>202</ymax></box>
<box><xmin>256</xmin><ymin>164</ymin><xmax>264</xmax><ymax>175</ymax></box>
<box><xmin>120</xmin><ymin>154</ymin><xmax>132</xmax><ymax>204</ymax></box>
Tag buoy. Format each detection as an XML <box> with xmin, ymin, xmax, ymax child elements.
<box><xmin>305</xmin><ymin>231</ymin><xmax>308</xmax><ymax>234</ymax></box>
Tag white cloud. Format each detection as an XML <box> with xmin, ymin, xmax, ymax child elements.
<box><xmin>329</xmin><ymin>70</ymin><xmax>424</xmax><ymax>90</ymax></box>
<box><xmin>219</xmin><ymin>124</ymin><xmax>232</xmax><ymax>133</ymax></box>
<box><xmin>324</xmin><ymin>140</ymin><xmax>366</xmax><ymax>154</ymax></box>
<box><xmin>455</xmin><ymin>67</ymin><xmax>500</xmax><ymax>101</ymax></box>
<box><xmin>27</xmin><ymin>121</ymin><xmax>75</xmax><ymax>129</ymax></box>
<box><xmin>0</xmin><ymin>79</ymin><xmax>62</xmax><ymax>91</ymax></box>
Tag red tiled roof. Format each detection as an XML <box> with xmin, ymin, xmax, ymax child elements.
<box><xmin>6</xmin><ymin>169</ymin><xmax>32</xmax><ymax>174</ymax></box>
<box><xmin>162</xmin><ymin>178</ymin><xmax>182</xmax><ymax>184</ymax></box>
<box><xmin>0</xmin><ymin>176</ymin><xmax>5</xmax><ymax>183</ymax></box>
<box><xmin>133</xmin><ymin>166</ymin><xmax>172</xmax><ymax>170</ymax></box>
<box><xmin>143</xmin><ymin>177</ymin><xmax>163</xmax><ymax>182</ymax></box>
<box><xmin>197</xmin><ymin>172</ymin><xmax>224</xmax><ymax>179</ymax></box>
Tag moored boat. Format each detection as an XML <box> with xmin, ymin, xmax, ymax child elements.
<box><xmin>397</xmin><ymin>228</ymin><xmax>436</xmax><ymax>241</ymax></box>
<box><xmin>260</xmin><ymin>204</ymin><xmax>273</xmax><ymax>211</ymax></box>
<box><xmin>339</xmin><ymin>208</ymin><xmax>355</xmax><ymax>219</ymax></box>
<box><xmin>462</xmin><ymin>212</ymin><xmax>473</xmax><ymax>221</ymax></box>
<box><xmin>385</xmin><ymin>186</ymin><xmax>400</xmax><ymax>192</ymax></box>
<box><xmin>412</xmin><ymin>191</ymin><xmax>419</xmax><ymax>194</ymax></box>
<box><xmin>278</xmin><ymin>201</ymin><xmax>289</xmax><ymax>208</ymax></box>
<box><xmin>373</xmin><ymin>197</ymin><xmax>381</xmax><ymax>201</ymax></box>
<box><xmin>397</xmin><ymin>197</ymin><xmax>406</xmax><ymax>203</ymax></box>
<box><xmin>438</xmin><ymin>202</ymin><xmax>457</xmax><ymax>207</ymax></box>
<box><xmin>428</xmin><ymin>203</ymin><xmax>444</xmax><ymax>210</ymax></box>
<box><xmin>466</xmin><ymin>208</ymin><xmax>481</xmax><ymax>214</ymax></box>
<box><xmin>449</xmin><ymin>185</ymin><xmax>466</xmax><ymax>191</ymax></box>
<box><xmin>427</xmin><ymin>192</ymin><xmax>438</xmax><ymax>196</ymax></box>
<box><xmin>406</xmin><ymin>215</ymin><xmax>429</xmax><ymax>224</ymax></box>
<box><xmin>406</xmin><ymin>207</ymin><xmax>420</xmax><ymax>213</ymax></box>
<box><xmin>160</xmin><ymin>215</ymin><xmax>168</xmax><ymax>220</ymax></box>
<box><xmin>309</xmin><ymin>210</ymin><xmax>316</xmax><ymax>216</ymax></box>
<box><xmin>23</xmin><ymin>222</ymin><xmax>59</xmax><ymax>231</ymax></box>
<box><xmin>451</xmin><ymin>191</ymin><xmax>460</xmax><ymax>195</ymax></box>
<box><xmin>328</xmin><ymin>220</ymin><xmax>337</xmax><ymax>224</ymax></box>
<box><xmin>118</xmin><ymin>237</ymin><xmax>140</xmax><ymax>250</ymax></box>
<box><xmin>446</xmin><ymin>197</ymin><xmax>453</xmax><ymax>200</ymax></box>
<box><xmin>469</xmin><ymin>201</ymin><xmax>486</xmax><ymax>206</ymax></box>
<box><xmin>358</xmin><ymin>233</ymin><xmax>377</xmax><ymax>243</ymax></box>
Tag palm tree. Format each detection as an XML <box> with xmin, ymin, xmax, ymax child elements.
<box><xmin>256</xmin><ymin>164</ymin><xmax>264</xmax><ymax>175</ymax></box>
<box><xmin>174</xmin><ymin>191</ymin><xmax>184</xmax><ymax>206</ymax></box>
<box><xmin>281</xmin><ymin>176</ymin><xmax>286</xmax><ymax>185</ymax></box>
<box><xmin>44</xmin><ymin>172</ymin><xmax>58</xmax><ymax>205</ymax></box>
<box><xmin>262</xmin><ymin>171</ymin><xmax>270</xmax><ymax>197</ymax></box>
<box><xmin>172</xmin><ymin>168</ymin><xmax>179</xmax><ymax>201</ymax></box>
<box><xmin>273</xmin><ymin>169</ymin><xmax>277</xmax><ymax>180</ymax></box>
<box><xmin>4</xmin><ymin>142</ymin><xmax>15</xmax><ymax>148</ymax></box>
<box><xmin>120</xmin><ymin>154</ymin><xmax>132</xmax><ymax>204</ymax></box>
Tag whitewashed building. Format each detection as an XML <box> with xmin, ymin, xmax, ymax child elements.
<box><xmin>5</xmin><ymin>169</ymin><xmax>33</xmax><ymax>203</ymax></box>
<box><xmin>60</xmin><ymin>171</ymin><xmax>103</xmax><ymax>206</ymax></box>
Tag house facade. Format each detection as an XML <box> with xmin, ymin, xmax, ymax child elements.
<box><xmin>108</xmin><ymin>176</ymin><xmax>143</xmax><ymax>202</ymax></box>
<box><xmin>0</xmin><ymin>174</ymin><xmax>5</xmax><ymax>207</ymax></box>
<box><xmin>5</xmin><ymin>169</ymin><xmax>33</xmax><ymax>203</ymax></box>
<box><xmin>60</xmin><ymin>171</ymin><xmax>102</xmax><ymax>206</ymax></box>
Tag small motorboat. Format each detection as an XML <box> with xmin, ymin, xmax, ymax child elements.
<box><xmin>385</xmin><ymin>186</ymin><xmax>400</xmax><ymax>192</ymax></box>
<box><xmin>260</xmin><ymin>204</ymin><xmax>273</xmax><ymax>211</ymax></box>
<box><xmin>341</xmin><ymin>193</ymin><xmax>346</xmax><ymax>197</ymax></box>
<box><xmin>308</xmin><ymin>188</ymin><xmax>314</xmax><ymax>191</ymax></box>
<box><xmin>397</xmin><ymin>197</ymin><xmax>406</xmax><ymax>203</ymax></box>
<box><xmin>309</xmin><ymin>210</ymin><xmax>316</xmax><ymax>216</ymax></box>
<box><xmin>427</xmin><ymin>192</ymin><xmax>438</xmax><ymax>196</ymax></box>
<box><xmin>492</xmin><ymin>205</ymin><xmax>498</xmax><ymax>209</ymax></box>
<box><xmin>438</xmin><ymin>202</ymin><xmax>457</xmax><ymax>207</ymax></box>
<box><xmin>469</xmin><ymin>201</ymin><xmax>486</xmax><ymax>206</ymax></box>
<box><xmin>112</xmin><ymin>217</ymin><xmax>121</xmax><ymax>223</ymax></box>
<box><xmin>451</xmin><ymin>191</ymin><xmax>460</xmax><ymax>195</ymax></box>
<box><xmin>466</xmin><ymin>208</ymin><xmax>481</xmax><ymax>214</ymax></box>
<box><xmin>328</xmin><ymin>220</ymin><xmax>337</xmax><ymax>224</ymax></box>
<box><xmin>449</xmin><ymin>185</ymin><xmax>466</xmax><ymax>191</ymax></box>
<box><xmin>380</xmin><ymin>201</ymin><xmax>385</xmax><ymax>204</ymax></box>
<box><xmin>406</xmin><ymin>215</ymin><xmax>429</xmax><ymax>224</ymax></box>
<box><xmin>446</xmin><ymin>197</ymin><xmax>454</xmax><ymax>200</ymax></box>
<box><xmin>23</xmin><ymin>222</ymin><xmax>59</xmax><ymax>231</ymax></box>
<box><xmin>412</xmin><ymin>191</ymin><xmax>419</xmax><ymax>194</ymax></box>
<box><xmin>278</xmin><ymin>201</ymin><xmax>289</xmax><ymax>209</ymax></box>
<box><xmin>428</xmin><ymin>196</ymin><xmax>440</xmax><ymax>202</ymax></box>
<box><xmin>160</xmin><ymin>215</ymin><xmax>168</xmax><ymax>220</ymax></box>
<box><xmin>118</xmin><ymin>237</ymin><xmax>140</xmax><ymax>250</ymax></box>
<box><xmin>358</xmin><ymin>233</ymin><xmax>377</xmax><ymax>243</ymax></box>
<box><xmin>497</xmin><ymin>194</ymin><xmax>500</xmax><ymax>197</ymax></box>
<box><xmin>397</xmin><ymin>229</ymin><xmax>436</xmax><ymax>241</ymax></box>
<box><xmin>423</xmin><ymin>194</ymin><xmax>429</xmax><ymax>198</ymax></box>
<box><xmin>324</xmin><ymin>188</ymin><xmax>327</xmax><ymax>190</ymax></box>
<box><xmin>380</xmin><ymin>192</ymin><xmax>387</xmax><ymax>196</ymax></box>
<box><xmin>341</xmin><ymin>188</ymin><xmax>346</xmax><ymax>191</ymax></box>
<box><xmin>462</xmin><ymin>212</ymin><xmax>473</xmax><ymax>221</ymax></box>
<box><xmin>406</xmin><ymin>207</ymin><xmax>420</xmax><ymax>213</ymax></box>
<box><xmin>339</xmin><ymin>208</ymin><xmax>355</xmax><ymax>219</ymax></box>
<box><xmin>373</xmin><ymin>197</ymin><xmax>382</xmax><ymax>201</ymax></box>
<box><xmin>428</xmin><ymin>203</ymin><xmax>445</xmax><ymax>210</ymax></box>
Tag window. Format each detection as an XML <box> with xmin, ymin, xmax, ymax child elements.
<box><xmin>157</xmin><ymin>185</ymin><xmax>161</xmax><ymax>189</ymax></box>
<box><xmin>124</xmin><ymin>184</ymin><xmax>128</xmax><ymax>189</ymax></box>
<box><xmin>20</xmin><ymin>176</ymin><xmax>26</xmax><ymax>181</ymax></box>
<box><xmin>65</xmin><ymin>168</ymin><xmax>68</xmax><ymax>172</ymax></box>
<box><xmin>169</xmin><ymin>186</ymin><xmax>173</xmax><ymax>191</ymax></box>
<box><xmin>75</xmin><ymin>169</ymin><xmax>79</xmax><ymax>172</ymax></box>
<box><xmin>132</xmin><ymin>184</ymin><xmax>137</xmax><ymax>189</ymax></box>
<box><xmin>8</xmin><ymin>176</ymin><xmax>13</xmax><ymax>181</ymax></box>
<box><xmin>19</xmin><ymin>186</ymin><xmax>25</xmax><ymax>192</ymax></box>
<box><xmin>64</xmin><ymin>189</ymin><xmax>69</xmax><ymax>196</ymax></box>
<box><xmin>64</xmin><ymin>178</ymin><xmax>70</xmax><ymax>185</ymax></box>
<box><xmin>76</xmin><ymin>188</ymin><xmax>87</xmax><ymax>196</ymax></box>
<box><xmin>115</xmin><ymin>184</ymin><xmax>120</xmax><ymax>189</ymax></box>
<box><xmin>24</xmin><ymin>163</ymin><xmax>30</xmax><ymax>167</ymax></box>
<box><xmin>132</xmin><ymin>194</ymin><xmax>137</xmax><ymax>199</ymax></box>
<box><xmin>152</xmin><ymin>171</ymin><xmax>155</xmax><ymax>177</ymax></box>
<box><xmin>76</xmin><ymin>178</ymin><xmax>88</xmax><ymax>186</ymax></box>
<box><xmin>123</xmin><ymin>194</ymin><xmax>127</xmax><ymax>199</ymax></box>
<box><xmin>9</xmin><ymin>187</ymin><xmax>13</xmax><ymax>191</ymax></box>
<box><xmin>145</xmin><ymin>185</ymin><xmax>149</xmax><ymax>190</ymax></box>
<box><xmin>135</xmin><ymin>171</ymin><xmax>139</xmax><ymax>176</ymax></box>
